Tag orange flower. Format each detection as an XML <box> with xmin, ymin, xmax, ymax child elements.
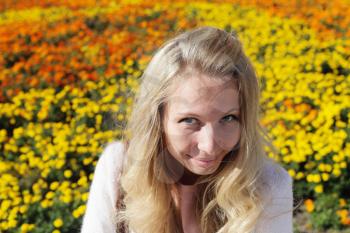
<box><xmin>283</xmin><ymin>99</ymin><xmax>293</xmax><ymax>109</ymax></box>
<box><xmin>337</xmin><ymin>209</ymin><xmax>350</xmax><ymax>225</ymax></box>
<box><xmin>304</xmin><ymin>199</ymin><xmax>315</xmax><ymax>213</ymax></box>
<box><xmin>306</xmin><ymin>109</ymin><xmax>318</xmax><ymax>121</ymax></box>
<box><xmin>339</xmin><ymin>198</ymin><xmax>347</xmax><ymax>208</ymax></box>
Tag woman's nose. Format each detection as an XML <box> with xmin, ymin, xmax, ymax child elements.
<box><xmin>196</xmin><ymin>124</ymin><xmax>221</xmax><ymax>156</ymax></box>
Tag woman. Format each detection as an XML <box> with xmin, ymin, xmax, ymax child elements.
<box><xmin>80</xmin><ymin>26</ymin><xmax>294</xmax><ymax>233</ymax></box>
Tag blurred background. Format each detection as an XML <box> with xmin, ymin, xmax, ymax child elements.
<box><xmin>0</xmin><ymin>0</ymin><xmax>349</xmax><ymax>232</ymax></box>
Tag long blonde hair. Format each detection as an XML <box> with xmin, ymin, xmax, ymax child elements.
<box><xmin>118</xmin><ymin>26</ymin><xmax>283</xmax><ymax>233</ymax></box>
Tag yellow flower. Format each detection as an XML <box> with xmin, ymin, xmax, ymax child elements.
<box><xmin>53</xmin><ymin>218</ymin><xmax>63</xmax><ymax>228</ymax></box>
<box><xmin>313</xmin><ymin>174</ymin><xmax>321</xmax><ymax>183</ymax></box>
<box><xmin>50</xmin><ymin>182</ymin><xmax>60</xmax><ymax>190</ymax></box>
<box><xmin>64</xmin><ymin>170</ymin><xmax>73</xmax><ymax>178</ymax></box>
<box><xmin>60</xmin><ymin>194</ymin><xmax>72</xmax><ymax>204</ymax></box>
<box><xmin>295</xmin><ymin>172</ymin><xmax>304</xmax><ymax>180</ymax></box>
<box><xmin>21</xmin><ymin>223</ymin><xmax>35</xmax><ymax>232</ymax></box>
<box><xmin>72</xmin><ymin>205</ymin><xmax>86</xmax><ymax>218</ymax></box>
<box><xmin>332</xmin><ymin>168</ymin><xmax>341</xmax><ymax>177</ymax></box>
<box><xmin>45</xmin><ymin>191</ymin><xmax>55</xmax><ymax>199</ymax></box>
<box><xmin>288</xmin><ymin>169</ymin><xmax>296</xmax><ymax>178</ymax></box>
<box><xmin>96</xmin><ymin>114</ymin><xmax>103</xmax><ymax>125</ymax></box>
<box><xmin>19</xmin><ymin>205</ymin><xmax>28</xmax><ymax>214</ymax></box>
<box><xmin>325</xmin><ymin>164</ymin><xmax>332</xmax><ymax>172</ymax></box>
<box><xmin>41</xmin><ymin>199</ymin><xmax>50</xmax><ymax>208</ymax></box>
<box><xmin>314</xmin><ymin>185</ymin><xmax>323</xmax><ymax>193</ymax></box>
<box><xmin>117</xmin><ymin>113</ymin><xmax>124</xmax><ymax>121</ymax></box>
<box><xmin>55</xmin><ymin>159</ymin><xmax>65</xmax><ymax>169</ymax></box>
<box><xmin>82</xmin><ymin>192</ymin><xmax>89</xmax><ymax>202</ymax></box>
<box><xmin>8</xmin><ymin>219</ymin><xmax>17</xmax><ymax>228</ymax></box>
<box><xmin>78</xmin><ymin>176</ymin><xmax>88</xmax><ymax>187</ymax></box>
<box><xmin>0</xmin><ymin>129</ymin><xmax>7</xmax><ymax>143</ymax></box>
<box><xmin>321</xmin><ymin>173</ymin><xmax>330</xmax><ymax>181</ymax></box>
<box><xmin>306</xmin><ymin>174</ymin><xmax>313</xmax><ymax>183</ymax></box>
<box><xmin>340</xmin><ymin>161</ymin><xmax>347</xmax><ymax>169</ymax></box>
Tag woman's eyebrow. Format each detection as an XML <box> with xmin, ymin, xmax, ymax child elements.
<box><xmin>177</xmin><ymin>107</ymin><xmax>240</xmax><ymax>116</ymax></box>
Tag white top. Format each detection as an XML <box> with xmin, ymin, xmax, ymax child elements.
<box><xmin>80</xmin><ymin>141</ymin><xmax>293</xmax><ymax>233</ymax></box>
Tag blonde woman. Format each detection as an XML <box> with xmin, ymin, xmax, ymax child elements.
<box><xmin>80</xmin><ymin>26</ymin><xmax>294</xmax><ymax>233</ymax></box>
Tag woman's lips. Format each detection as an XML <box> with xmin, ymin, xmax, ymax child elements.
<box><xmin>186</xmin><ymin>154</ymin><xmax>217</xmax><ymax>168</ymax></box>
<box><xmin>196</xmin><ymin>158</ymin><xmax>215</xmax><ymax>162</ymax></box>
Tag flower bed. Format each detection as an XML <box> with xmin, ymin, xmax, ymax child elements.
<box><xmin>0</xmin><ymin>1</ymin><xmax>349</xmax><ymax>232</ymax></box>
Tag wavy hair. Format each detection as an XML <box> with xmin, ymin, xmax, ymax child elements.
<box><xmin>117</xmin><ymin>26</ymin><xmax>283</xmax><ymax>233</ymax></box>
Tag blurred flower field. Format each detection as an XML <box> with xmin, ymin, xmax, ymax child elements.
<box><xmin>0</xmin><ymin>0</ymin><xmax>349</xmax><ymax>232</ymax></box>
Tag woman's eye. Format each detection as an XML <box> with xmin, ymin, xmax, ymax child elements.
<box><xmin>222</xmin><ymin>114</ymin><xmax>239</xmax><ymax>122</ymax></box>
<box><xmin>179</xmin><ymin>115</ymin><xmax>239</xmax><ymax>125</ymax></box>
<box><xmin>179</xmin><ymin>118</ymin><xmax>197</xmax><ymax>125</ymax></box>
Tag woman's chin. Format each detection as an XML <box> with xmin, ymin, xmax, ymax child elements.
<box><xmin>188</xmin><ymin>164</ymin><xmax>218</xmax><ymax>176</ymax></box>
<box><xmin>188</xmin><ymin>157</ymin><xmax>219</xmax><ymax>174</ymax></box>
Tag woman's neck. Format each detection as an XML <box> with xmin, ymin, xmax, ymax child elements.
<box><xmin>179</xmin><ymin>183</ymin><xmax>198</xmax><ymax>197</ymax></box>
<box><xmin>178</xmin><ymin>167</ymin><xmax>200</xmax><ymax>185</ymax></box>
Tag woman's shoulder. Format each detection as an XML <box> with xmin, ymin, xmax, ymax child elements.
<box><xmin>98</xmin><ymin>140</ymin><xmax>126</xmax><ymax>171</ymax></box>
<box><xmin>254</xmin><ymin>160</ymin><xmax>293</xmax><ymax>232</ymax></box>
<box><xmin>81</xmin><ymin>141</ymin><xmax>126</xmax><ymax>233</ymax></box>
<box><xmin>101</xmin><ymin>140</ymin><xmax>125</xmax><ymax>156</ymax></box>
<box><xmin>259</xmin><ymin>159</ymin><xmax>293</xmax><ymax>198</ymax></box>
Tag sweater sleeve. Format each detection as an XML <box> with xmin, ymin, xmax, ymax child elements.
<box><xmin>254</xmin><ymin>162</ymin><xmax>294</xmax><ymax>233</ymax></box>
<box><xmin>80</xmin><ymin>141</ymin><xmax>125</xmax><ymax>233</ymax></box>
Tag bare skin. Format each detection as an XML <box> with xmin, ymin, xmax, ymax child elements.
<box><xmin>179</xmin><ymin>184</ymin><xmax>201</xmax><ymax>233</ymax></box>
<box><xmin>171</xmin><ymin>183</ymin><xmax>201</xmax><ymax>233</ymax></box>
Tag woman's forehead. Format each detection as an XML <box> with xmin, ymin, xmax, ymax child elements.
<box><xmin>170</xmin><ymin>74</ymin><xmax>237</xmax><ymax>97</ymax></box>
<box><xmin>166</xmin><ymin>75</ymin><xmax>239</xmax><ymax>113</ymax></box>
<box><xmin>170</xmin><ymin>66</ymin><xmax>236</xmax><ymax>89</ymax></box>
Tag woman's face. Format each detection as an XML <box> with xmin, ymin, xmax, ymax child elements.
<box><xmin>162</xmin><ymin>73</ymin><xmax>241</xmax><ymax>176</ymax></box>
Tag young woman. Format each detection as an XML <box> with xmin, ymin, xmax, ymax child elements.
<box><xmin>80</xmin><ymin>26</ymin><xmax>294</xmax><ymax>233</ymax></box>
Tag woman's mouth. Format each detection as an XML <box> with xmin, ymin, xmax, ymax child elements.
<box><xmin>186</xmin><ymin>154</ymin><xmax>217</xmax><ymax>168</ymax></box>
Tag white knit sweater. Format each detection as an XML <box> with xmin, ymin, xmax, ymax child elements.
<box><xmin>80</xmin><ymin>141</ymin><xmax>293</xmax><ymax>233</ymax></box>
